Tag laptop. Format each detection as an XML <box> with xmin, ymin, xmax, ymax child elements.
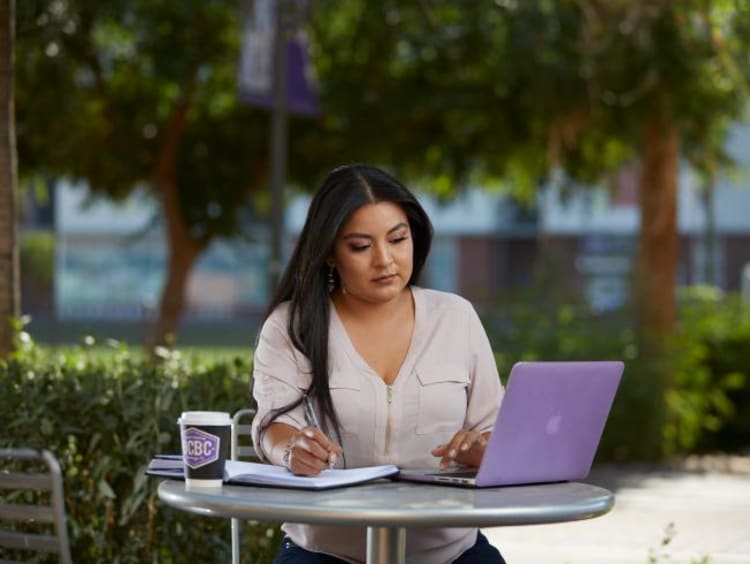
<box><xmin>397</xmin><ymin>360</ymin><xmax>623</xmax><ymax>487</ymax></box>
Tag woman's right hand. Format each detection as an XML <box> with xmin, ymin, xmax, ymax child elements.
<box><xmin>431</xmin><ymin>428</ymin><xmax>489</xmax><ymax>470</ymax></box>
<box><xmin>283</xmin><ymin>426</ymin><xmax>343</xmax><ymax>476</ymax></box>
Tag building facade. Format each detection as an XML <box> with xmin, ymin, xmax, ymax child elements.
<box><xmin>34</xmin><ymin>124</ymin><xmax>750</xmax><ymax>324</ymax></box>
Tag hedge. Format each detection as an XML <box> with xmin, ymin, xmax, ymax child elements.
<box><xmin>1</xmin><ymin>339</ymin><xmax>282</xmax><ymax>563</ymax></box>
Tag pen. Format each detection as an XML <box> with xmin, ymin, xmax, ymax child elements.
<box><xmin>303</xmin><ymin>394</ymin><xmax>336</xmax><ymax>468</ymax></box>
<box><xmin>303</xmin><ymin>394</ymin><xmax>322</xmax><ymax>429</ymax></box>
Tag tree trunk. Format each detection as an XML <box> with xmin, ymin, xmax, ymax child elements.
<box><xmin>636</xmin><ymin>116</ymin><xmax>680</xmax><ymax>341</ymax></box>
<box><xmin>635</xmin><ymin>115</ymin><xmax>680</xmax><ymax>458</ymax></box>
<box><xmin>0</xmin><ymin>0</ymin><xmax>19</xmax><ymax>357</ymax></box>
<box><xmin>147</xmin><ymin>76</ymin><xmax>208</xmax><ymax>352</ymax></box>
<box><xmin>149</xmin><ymin>233</ymin><xmax>201</xmax><ymax>351</ymax></box>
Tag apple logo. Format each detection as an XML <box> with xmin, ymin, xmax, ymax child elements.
<box><xmin>546</xmin><ymin>415</ymin><xmax>563</xmax><ymax>436</ymax></box>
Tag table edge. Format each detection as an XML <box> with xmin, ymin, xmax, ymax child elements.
<box><xmin>157</xmin><ymin>480</ymin><xmax>615</xmax><ymax>528</ymax></box>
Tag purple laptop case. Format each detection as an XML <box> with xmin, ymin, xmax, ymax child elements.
<box><xmin>475</xmin><ymin>361</ymin><xmax>623</xmax><ymax>487</ymax></box>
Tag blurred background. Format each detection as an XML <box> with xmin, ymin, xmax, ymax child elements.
<box><xmin>2</xmin><ymin>1</ymin><xmax>750</xmax><ymax>562</ymax></box>
<box><xmin>11</xmin><ymin>0</ymin><xmax>750</xmax><ymax>346</ymax></box>
<box><xmin>9</xmin><ymin>0</ymin><xmax>750</xmax><ymax>451</ymax></box>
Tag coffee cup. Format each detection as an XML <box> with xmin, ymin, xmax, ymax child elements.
<box><xmin>178</xmin><ymin>411</ymin><xmax>231</xmax><ymax>489</ymax></box>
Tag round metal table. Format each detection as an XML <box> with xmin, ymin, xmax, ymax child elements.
<box><xmin>158</xmin><ymin>479</ymin><xmax>614</xmax><ymax>563</ymax></box>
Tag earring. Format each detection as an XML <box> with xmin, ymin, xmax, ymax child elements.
<box><xmin>327</xmin><ymin>265</ymin><xmax>335</xmax><ymax>293</ymax></box>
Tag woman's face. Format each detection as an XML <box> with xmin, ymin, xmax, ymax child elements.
<box><xmin>330</xmin><ymin>201</ymin><xmax>414</xmax><ymax>305</ymax></box>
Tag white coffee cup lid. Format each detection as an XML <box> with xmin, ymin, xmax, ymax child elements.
<box><xmin>177</xmin><ymin>411</ymin><xmax>231</xmax><ymax>425</ymax></box>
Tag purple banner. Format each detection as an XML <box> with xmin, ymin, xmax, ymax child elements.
<box><xmin>238</xmin><ymin>0</ymin><xmax>319</xmax><ymax>116</ymax></box>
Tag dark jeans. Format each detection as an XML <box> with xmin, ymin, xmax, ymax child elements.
<box><xmin>272</xmin><ymin>531</ymin><xmax>506</xmax><ymax>563</ymax></box>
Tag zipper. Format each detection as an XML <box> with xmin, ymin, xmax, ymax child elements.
<box><xmin>384</xmin><ymin>385</ymin><xmax>393</xmax><ymax>456</ymax></box>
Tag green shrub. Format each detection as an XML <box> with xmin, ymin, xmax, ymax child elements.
<box><xmin>486</xmin><ymin>285</ymin><xmax>750</xmax><ymax>460</ymax></box>
<box><xmin>1</xmin><ymin>335</ymin><xmax>283</xmax><ymax>563</ymax></box>
<box><xmin>677</xmin><ymin>288</ymin><xmax>750</xmax><ymax>453</ymax></box>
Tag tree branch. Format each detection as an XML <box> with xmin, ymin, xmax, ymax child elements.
<box><xmin>154</xmin><ymin>67</ymin><xmax>207</xmax><ymax>253</ymax></box>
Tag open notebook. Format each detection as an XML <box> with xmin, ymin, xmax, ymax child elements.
<box><xmin>397</xmin><ymin>360</ymin><xmax>623</xmax><ymax>487</ymax></box>
<box><xmin>146</xmin><ymin>456</ymin><xmax>399</xmax><ymax>490</ymax></box>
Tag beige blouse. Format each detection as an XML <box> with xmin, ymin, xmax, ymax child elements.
<box><xmin>251</xmin><ymin>286</ymin><xmax>504</xmax><ymax>564</ymax></box>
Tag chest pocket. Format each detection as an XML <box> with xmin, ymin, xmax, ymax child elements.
<box><xmin>327</xmin><ymin>367</ymin><xmax>362</xmax><ymax>436</ymax></box>
<box><xmin>415</xmin><ymin>362</ymin><xmax>469</xmax><ymax>435</ymax></box>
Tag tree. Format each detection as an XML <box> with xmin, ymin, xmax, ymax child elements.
<box><xmin>0</xmin><ymin>0</ymin><xmax>19</xmax><ymax>357</ymax></box>
<box><xmin>493</xmin><ymin>2</ymin><xmax>749</xmax><ymax>455</ymax></box>
<box><xmin>308</xmin><ymin>1</ymin><xmax>748</xmax><ymax>337</ymax></box>
<box><xmin>16</xmin><ymin>0</ymin><xmax>280</xmax><ymax>349</ymax></box>
<box><xmin>17</xmin><ymin>1</ymin><xmax>749</xmax><ymax>374</ymax></box>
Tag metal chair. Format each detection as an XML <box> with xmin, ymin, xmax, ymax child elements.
<box><xmin>230</xmin><ymin>408</ymin><xmax>257</xmax><ymax>564</ymax></box>
<box><xmin>0</xmin><ymin>448</ymin><xmax>72</xmax><ymax>564</ymax></box>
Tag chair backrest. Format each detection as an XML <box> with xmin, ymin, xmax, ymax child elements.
<box><xmin>0</xmin><ymin>448</ymin><xmax>72</xmax><ymax>564</ymax></box>
<box><xmin>231</xmin><ymin>408</ymin><xmax>257</xmax><ymax>461</ymax></box>
<box><xmin>230</xmin><ymin>408</ymin><xmax>258</xmax><ymax>564</ymax></box>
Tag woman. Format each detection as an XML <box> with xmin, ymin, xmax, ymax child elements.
<box><xmin>251</xmin><ymin>164</ymin><xmax>506</xmax><ymax>563</ymax></box>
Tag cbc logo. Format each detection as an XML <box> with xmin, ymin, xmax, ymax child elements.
<box><xmin>183</xmin><ymin>427</ymin><xmax>220</xmax><ymax>469</ymax></box>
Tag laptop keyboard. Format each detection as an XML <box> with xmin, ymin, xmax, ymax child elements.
<box><xmin>428</xmin><ymin>469</ymin><xmax>478</xmax><ymax>478</ymax></box>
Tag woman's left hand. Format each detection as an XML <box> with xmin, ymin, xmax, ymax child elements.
<box><xmin>431</xmin><ymin>429</ymin><xmax>489</xmax><ymax>470</ymax></box>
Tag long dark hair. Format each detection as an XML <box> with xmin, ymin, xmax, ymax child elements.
<box><xmin>258</xmin><ymin>164</ymin><xmax>433</xmax><ymax>446</ymax></box>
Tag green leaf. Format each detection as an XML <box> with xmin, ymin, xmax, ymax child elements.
<box><xmin>97</xmin><ymin>479</ymin><xmax>116</xmax><ymax>500</ymax></box>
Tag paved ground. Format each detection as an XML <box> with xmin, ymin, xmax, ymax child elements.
<box><xmin>483</xmin><ymin>454</ymin><xmax>750</xmax><ymax>564</ymax></box>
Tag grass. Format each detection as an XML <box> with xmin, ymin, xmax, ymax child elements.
<box><xmin>647</xmin><ymin>522</ymin><xmax>711</xmax><ymax>564</ymax></box>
